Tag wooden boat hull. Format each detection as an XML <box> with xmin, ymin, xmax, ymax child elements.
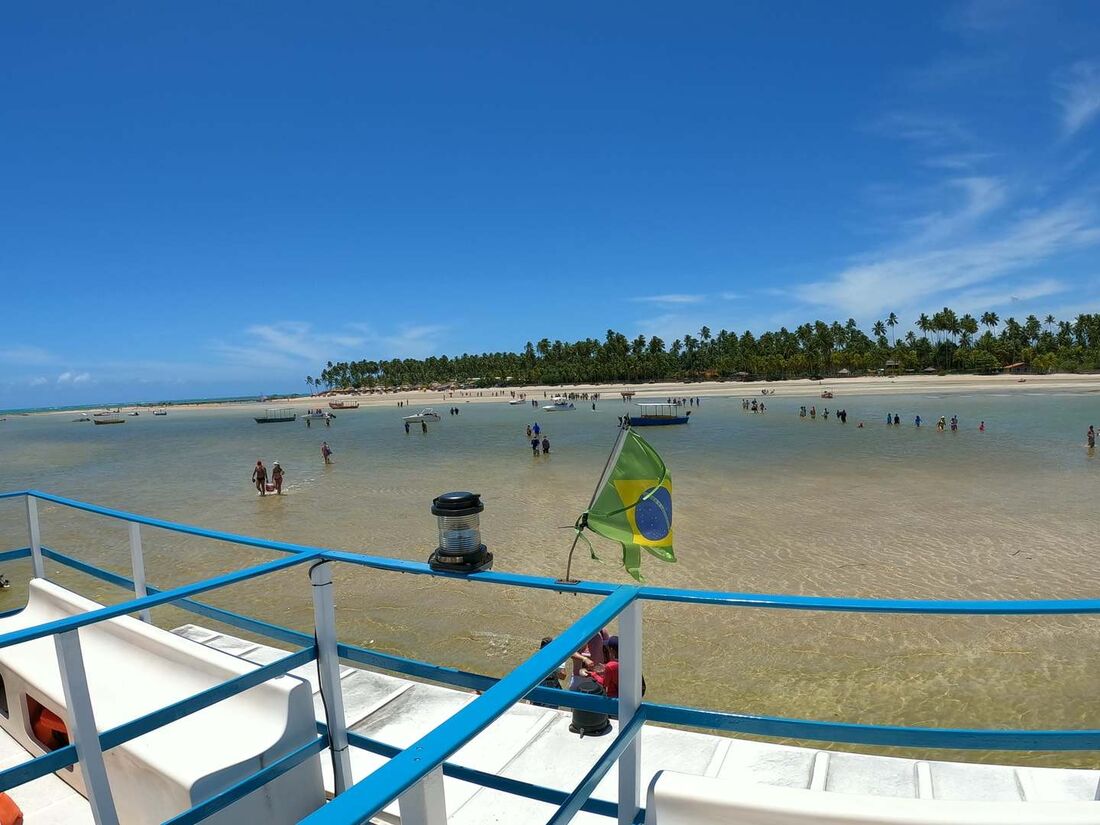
<box><xmin>254</xmin><ymin>417</ymin><xmax>296</xmax><ymax>423</ymax></box>
<box><xmin>93</xmin><ymin>419</ymin><xmax>125</xmax><ymax>425</ymax></box>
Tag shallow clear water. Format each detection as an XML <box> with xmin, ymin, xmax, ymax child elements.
<box><xmin>1</xmin><ymin>392</ymin><xmax>1097</xmax><ymax>765</ymax></box>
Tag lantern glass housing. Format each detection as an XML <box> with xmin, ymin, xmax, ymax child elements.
<box><xmin>428</xmin><ymin>492</ymin><xmax>493</xmax><ymax>573</ymax></box>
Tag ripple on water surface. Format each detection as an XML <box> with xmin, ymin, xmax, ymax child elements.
<box><xmin>0</xmin><ymin>393</ymin><xmax>1097</xmax><ymax>766</ymax></box>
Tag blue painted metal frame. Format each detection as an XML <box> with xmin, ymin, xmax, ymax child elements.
<box><xmin>302</xmin><ymin>587</ymin><xmax>640</xmax><ymax>825</ymax></box>
<box><xmin>546</xmin><ymin>710</ymin><xmax>648</xmax><ymax>825</ymax></box>
<box><xmin>2</xmin><ymin>489</ymin><xmax>1100</xmax><ymax>825</ymax></box>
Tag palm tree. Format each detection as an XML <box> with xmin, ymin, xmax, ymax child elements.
<box><xmin>886</xmin><ymin>312</ymin><xmax>898</xmax><ymax>348</ymax></box>
<box><xmin>872</xmin><ymin>320</ymin><xmax>887</xmax><ymax>340</ymax></box>
<box><xmin>306</xmin><ymin>376</ymin><xmax>314</xmax><ymax>395</ymax></box>
<box><xmin>917</xmin><ymin>313</ymin><xmax>932</xmax><ymax>340</ymax></box>
<box><xmin>1044</xmin><ymin>314</ymin><xmax>1055</xmax><ymax>334</ymax></box>
<box><xmin>980</xmin><ymin>311</ymin><xmax>999</xmax><ymax>332</ymax></box>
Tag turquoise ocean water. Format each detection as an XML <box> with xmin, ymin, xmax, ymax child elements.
<box><xmin>0</xmin><ymin>391</ymin><xmax>1097</xmax><ymax>765</ymax></box>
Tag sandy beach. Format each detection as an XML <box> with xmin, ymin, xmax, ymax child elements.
<box><xmin>28</xmin><ymin>371</ymin><xmax>1100</xmax><ymax>417</ymax></box>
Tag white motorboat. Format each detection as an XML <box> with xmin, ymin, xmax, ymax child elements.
<box><xmin>402</xmin><ymin>408</ymin><xmax>442</xmax><ymax>423</ymax></box>
<box><xmin>507</xmin><ymin>399</ymin><xmax>525</xmax><ymax>406</ymax></box>
<box><xmin>543</xmin><ymin>397</ymin><xmax>575</xmax><ymax>411</ymax></box>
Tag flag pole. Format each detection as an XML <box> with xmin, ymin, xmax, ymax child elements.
<box><xmin>561</xmin><ymin>419</ymin><xmax>631</xmax><ymax>583</ymax></box>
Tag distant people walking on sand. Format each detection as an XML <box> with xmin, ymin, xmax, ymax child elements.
<box><xmin>271</xmin><ymin>462</ymin><xmax>284</xmax><ymax>495</ymax></box>
<box><xmin>531</xmin><ymin>436</ymin><xmax>540</xmax><ymax>456</ymax></box>
<box><xmin>251</xmin><ymin>460</ymin><xmax>267</xmax><ymax>496</ymax></box>
<box><xmin>321</xmin><ymin>442</ymin><xmax>333</xmax><ymax>464</ymax></box>
<box><xmin>541</xmin><ymin>436</ymin><xmax>551</xmax><ymax>455</ymax></box>
<box><xmin>1088</xmin><ymin>425</ymin><xmax>1096</xmax><ymax>449</ymax></box>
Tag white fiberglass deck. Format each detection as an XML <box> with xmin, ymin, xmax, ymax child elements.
<box><xmin>174</xmin><ymin>625</ymin><xmax>1100</xmax><ymax>824</ymax></box>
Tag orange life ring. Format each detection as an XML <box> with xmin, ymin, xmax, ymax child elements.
<box><xmin>29</xmin><ymin>703</ymin><xmax>68</xmax><ymax>749</ymax></box>
<box><xmin>0</xmin><ymin>791</ymin><xmax>23</xmax><ymax>825</ymax></box>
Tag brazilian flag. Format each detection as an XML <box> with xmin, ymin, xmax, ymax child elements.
<box><xmin>582</xmin><ymin>427</ymin><xmax>675</xmax><ymax>581</ymax></box>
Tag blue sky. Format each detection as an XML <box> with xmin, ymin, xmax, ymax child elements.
<box><xmin>2</xmin><ymin>1</ymin><xmax>1099</xmax><ymax>406</ymax></box>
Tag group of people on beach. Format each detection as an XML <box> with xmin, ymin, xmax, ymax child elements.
<box><xmin>250</xmin><ymin>460</ymin><xmax>284</xmax><ymax>496</ymax></box>
<box><xmin>799</xmin><ymin>406</ymin><xmax>849</xmax><ymax>422</ymax></box>
<box><xmin>250</xmin><ymin>441</ymin><xmax>334</xmax><ymax>495</ymax></box>
<box><xmin>742</xmin><ymin>399</ymin><xmax>767</xmax><ymax>412</ymax></box>
<box><xmin>525</xmin><ymin>422</ymin><xmax>551</xmax><ymax>455</ymax></box>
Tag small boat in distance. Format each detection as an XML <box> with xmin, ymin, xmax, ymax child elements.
<box><xmin>73</xmin><ymin>414</ymin><xmax>92</xmax><ymax>423</ymax></box>
<box><xmin>93</xmin><ymin>412</ymin><xmax>125</xmax><ymax>425</ymax></box>
<box><xmin>628</xmin><ymin>403</ymin><xmax>690</xmax><ymax>426</ymax></box>
<box><xmin>543</xmin><ymin>397</ymin><xmax>575</xmax><ymax>411</ymax></box>
<box><xmin>821</xmin><ymin>390</ymin><xmax>834</xmax><ymax>399</ymax></box>
<box><xmin>153</xmin><ymin>409</ymin><xmax>168</xmax><ymax>416</ymax></box>
<box><xmin>254</xmin><ymin>408</ymin><xmax>297</xmax><ymax>424</ymax></box>
<box><xmin>402</xmin><ymin>408</ymin><xmax>441</xmax><ymax>424</ymax></box>
<box><xmin>329</xmin><ymin>400</ymin><xmax>359</xmax><ymax>410</ymax></box>
<box><xmin>507</xmin><ymin>399</ymin><xmax>525</xmax><ymax>406</ymax></box>
<box><xmin>302</xmin><ymin>408</ymin><xmax>333</xmax><ymax>421</ymax></box>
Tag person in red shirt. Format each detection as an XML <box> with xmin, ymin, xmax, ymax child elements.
<box><xmin>591</xmin><ymin>635</ymin><xmax>619</xmax><ymax>698</ymax></box>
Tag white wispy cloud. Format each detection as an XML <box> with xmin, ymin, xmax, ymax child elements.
<box><xmin>869</xmin><ymin>112</ymin><xmax>975</xmax><ymax>149</ymax></box>
<box><xmin>56</xmin><ymin>371</ymin><xmax>92</xmax><ymax>385</ymax></box>
<box><xmin>898</xmin><ymin>176</ymin><xmax>1008</xmax><ymax>248</ymax></box>
<box><xmin>797</xmin><ymin>201</ymin><xmax>1100</xmax><ymax>318</ymax></box>
<box><xmin>0</xmin><ymin>345</ymin><xmax>57</xmax><ymax>366</ymax></box>
<box><xmin>213</xmin><ymin>321</ymin><xmax>367</xmax><ymax>371</ymax></box>
<box><xmin>629</xmin><ymin>294</ymin><xmax>706</xmax><ymax>305</ymax></box>
<box><xmin>28</xmin><ymin>377</ymin><xmax>48</xmax><ymax>387</ymax></box>
<box><xmin>214</xmin><ymin>320</ymin><xmax>449</xmax><ymax>371</ymax></box>
<box><xmin>1055</xmin><ymin>61</ymin><xmax>1100</xmax><ymax>137</ymax></box>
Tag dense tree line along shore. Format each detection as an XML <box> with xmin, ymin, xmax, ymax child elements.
<box><xmin>308</xmin><ymin>309</ymin><xmax>1100</xmax><ymax>390</ymax></box>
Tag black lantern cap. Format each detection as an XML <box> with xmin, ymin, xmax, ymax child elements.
<box><xmin>431</xmin><ymin>491</ymin><xmax>483</xmax><ymax>517</ymax></box>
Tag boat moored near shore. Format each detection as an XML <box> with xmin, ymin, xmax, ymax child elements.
<box><xmin>254</xmin><ymin>408</ymin><xmax>297</xmax><ymax>424</ymax></box>
<box><xmin>629</xmin><ymin>402</ymin><xmax>690</xmax><ymax>426</ymax></box>
<box><xmin>402</xmin><ymin>408</ymin><xmax>442</xmax><ymax>423</ymax></box>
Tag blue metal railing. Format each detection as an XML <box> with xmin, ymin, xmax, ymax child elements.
<box><xmin>0</xmin><ymin>489</ymin><xmax>1097</xmax><ymax>825</ymax></box>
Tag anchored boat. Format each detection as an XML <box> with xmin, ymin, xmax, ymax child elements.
<box><xmin>92</xmin><ymin>412</ymin><xmax>124</xmax><ymax>425</ymax></box>
<box><xmin>328</xmin><ymin>400</ymin><xmax>359</xmax><ymax>410</ymax></box>
<box><xmin>402</xmin><ymin>408</ymin><xmax>441</xmax><ymax>423</ymax></box>
<box><xmin>254</xmin><ymin>408</ymin><xmax>297</xmax><ymax>424</ymax></box>
<box><xmin>543</xmin><ymin>396</ymin><xmax>576</xmax><ymax>411</ymax></box>
<box><xmin>628</xmin><ymin>402</ymin><xmax>690</xmax><ymax>426</ymax></box>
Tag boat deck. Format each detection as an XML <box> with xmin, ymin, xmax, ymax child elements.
<box><xmin>174</xmin><ymin>624</ymin><xmax>1100</xmax><ymax>824</ymax></box>
<box><xmin>0</xmin><ymin>727</ymin><xmax>92</xmax><ymax>824</ymax></box>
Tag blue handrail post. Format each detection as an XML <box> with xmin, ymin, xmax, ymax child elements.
<box><xmin>55</xmin><ymin>629</ymin><xmax>119</xmax><ymax>825</ymax></box>
<box><xmin>25</xmin><ymin>494</ymin><xmax>44</xmax><ymax>579</ymax></box>
<box><xmin>128</xmin><ymin>522</ymin><xmax>151</xmax><ymax>623</ymax></box>
<box><xmin>617</xmin><ymin>598</ymin><xmax>642</xmax><ymax>825</ymax></box>
<box><xmin>397</xmin><ymin>767</ymin><xmax>447</xmax><ymax>825</ymax></box>
<box><xmin>309</xmin><ymin>560</ymin><xmax>353</xmax><ymax>794</ymax></box>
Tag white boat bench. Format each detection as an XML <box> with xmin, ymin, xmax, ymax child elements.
<box><xmin>645</xmin><ymin>770</ymin><xmax>1100</xmax><ymax>825</ymax></box>
<box><xmin>0</xmin><ymin>579</ymin><xmax>324</xmax><ymax>824</ymax></box>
